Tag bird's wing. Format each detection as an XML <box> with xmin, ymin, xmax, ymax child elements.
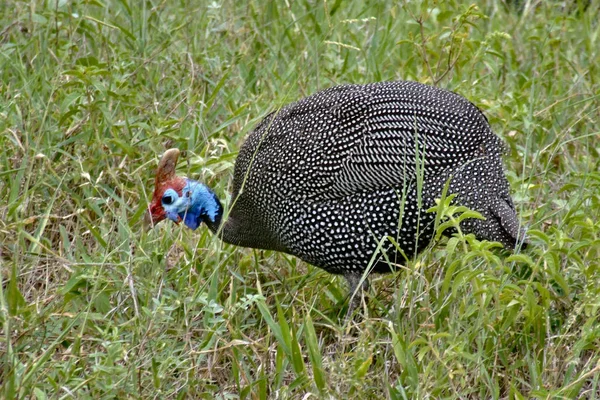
<box><xmin>305</xmin><ymin>82</ymin><xmax>502</xmax><ymax>199</ymax></box>
<box><xmin>233</xmin><ymin>82</ymin><xmax>503</xmax><ymax>202</ymax></box>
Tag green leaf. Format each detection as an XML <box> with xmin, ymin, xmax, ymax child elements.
<box><xmin>7</xmin><ymin>264</ymin><xmax>25</xmax><ymax>316</ymax></box>
<box><xmin>303</xmin><ymin>314</ymin><xmax>326</xmax><ymax>393</ymax></box>
<box><xmin>290</xmin><ymin>321</ymin><xmax>305</xmax><ymax>376</ymax></box>
<box><xmin>94</xmin><ymin>291</ymin><xmax>112</xmax><ymax>314</ymax></box>
<box><xmin>389</xmin><ymin>323</ymin><xmax>419</xmax><ymax>387</ymax></box>
<box><xmin>506</xmin><ymin>253</ymin><xmax>536</xmax><ymax>267</ymax></box>
<box><xmin>33</xmin><ymin>388</ymin><xmax>48</xmax><ymax>400</ymax></box>
<box><xmin>256</xmin><ymin>299</ymin><xmax>291</xmax><ymax>357</ymax></box>
<box><xmin>355</xmin><ymin>356</ymin><xmax>372</xmax><ymax>379</ymax></box>
<box><xmin>75</xmin><ymin>56</ymin><xmax>100</xmax><ymax>67</ymax></box>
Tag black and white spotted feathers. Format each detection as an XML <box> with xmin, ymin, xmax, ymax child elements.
<box><xmin>220</xmin><ymin>81</ymin><xmax>526</xmax><ymax>275</ymax></box>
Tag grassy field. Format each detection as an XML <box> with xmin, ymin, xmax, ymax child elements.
<box><xmin>1</xmin><ymin>0</ymin><xmax>599</xmax><ymax>398</ymax></box>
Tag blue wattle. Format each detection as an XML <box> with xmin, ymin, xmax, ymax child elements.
<box><xmin>180</xmin><ymin>179</ymin><xmax>222</xmax><ymax>230</ymax></box>
<box><xmin>180</xmin><ymin>209</ymin><xmax>202</xmax><ymax>230</ymax></box>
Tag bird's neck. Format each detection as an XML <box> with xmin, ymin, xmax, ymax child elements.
<box><xmin>204</xmin><ymin>203</ymin><xmax>223</xmax><ymax>235</ymax></box>
<box><xmin>196</xmin><ymin>186</ymin><xmax>224</xmax><ymax>235</ymax></box>
<box><xmin>205</xmin><ymin>204</ymin><xmax>246</xmax><ymax>247</ymax></box>
<box><xmin>192</xmin><ymin>186</ymin><xmax>240</xmax><ymax>247</ymax></box>
<box><xmin>191</xmin><ymin>183</ymin><xmax>285</xmax><ymax>251</ymax></box>
<box><xmin>181</xmin><ymin>180</ymin><xmax>223</xmax><ymax>233</ymax></box>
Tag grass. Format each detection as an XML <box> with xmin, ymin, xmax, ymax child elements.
<box><xmin>1</xmin><ymin>0</ymin><xmax>599</xmax><ymax>398</ymax></box>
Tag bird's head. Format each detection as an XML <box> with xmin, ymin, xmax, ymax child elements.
<box><xmin>144</xmin><ymin>149</ymin><xmax>222</xmax><ymax>231</ymax></box>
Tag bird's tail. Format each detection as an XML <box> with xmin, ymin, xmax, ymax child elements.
<box><xmin>489</xmin><ymin>197</ymin><xmax>529</xmax><ymax>250</ymax></box>
<box><xmin>444</xmin><ymin>156</ymin><xmax>528</xmax><ymax>250</ymax></box>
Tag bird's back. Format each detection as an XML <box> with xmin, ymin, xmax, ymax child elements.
<box><xmin>223</xmin><ymin>81</ymin><xmax>524</xmax><ymax>273</ymax></box>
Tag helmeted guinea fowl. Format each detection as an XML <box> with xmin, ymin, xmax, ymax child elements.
<box><xmin>145</xmin><ymin>81</ymin><xmax>527</xmax><ymax>309</ymax></box>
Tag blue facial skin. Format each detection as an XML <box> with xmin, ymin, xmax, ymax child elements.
<box><xmin>162</xmin><ymin>179</ymin><xmax>221</xmax><ymax>230</ymax></box>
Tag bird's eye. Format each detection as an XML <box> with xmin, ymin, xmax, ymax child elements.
<box><xmin>162</xmin><ymin>194</ymin><xmax>174</xmax><ymax>205</ymax></box>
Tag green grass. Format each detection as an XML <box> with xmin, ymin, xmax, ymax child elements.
<box><xmin>1</xmin><ymin>0</ymin><xmax>599</xmax><ymax>398</ymax></box>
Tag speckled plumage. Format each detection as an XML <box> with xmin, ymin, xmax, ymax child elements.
<box><xmin>148</xmin><ymin>80</ymin><xmax>527</xmax><ymax>309</ymax></box>
<box><xmin>218</xmin><ymin>81</ymin><xmax>526</xmax><ymax>277</ymax></box>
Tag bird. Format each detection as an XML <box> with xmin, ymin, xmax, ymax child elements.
<box><xmin>144</xmin><ymin>80</ymin><xmax>527</xmax><ymax>311</ymax></box>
